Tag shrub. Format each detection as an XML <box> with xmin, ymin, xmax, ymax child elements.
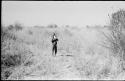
<box><xmin>1</xmin><ymin>26</ymin><xmax>32</xmax><ymax>80</ymax></box>
<box><xmin>5</xmin><ymin>23</ymin><xmax>23</xmax><ymax>32</ymax></box>
<box><xmin>47</xmin><ymin>24</ymin><xmax>58</xmax><ymax>28</ymax></box>
<box><xmin>14</xmin><ymin>23</ymin><xmax>23</xmax><ymax>31</ymax></box>
<box><xmin>102</xmin><ymin>9</ymin><xmax>125</xmax><ymax>70</ymax></box>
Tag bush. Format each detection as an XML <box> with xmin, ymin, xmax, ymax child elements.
<box><xmin>14</xmin><ymin>23</ymin><xmax>23</xmax><ymax>31</ymax></box>
<box><xmin>5</xmin><ymin>23</ymin><xmax>23</xmax><ymax>32</ymax></box>
<box><xmin>102</xmin><ymin>9</ymin><xmax>125</xmax><ymax>70</ymax></box>
<box><xmin>47</xmin><ymin>24</ymin><xmax>58</xmax><ymax>28</ymax></box>
<box><xmin>1</xmin><ymin>26</ymin><xmax>32</xmax><ymax>80</ymax></box>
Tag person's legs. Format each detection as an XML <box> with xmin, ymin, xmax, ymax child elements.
<box><xmin>52</xmin><ymin>45</ymin><xmax>55</xmax><ymax>56</ymax></box>
<box><xmin>55</xmin><ymin>45</ymin><xmax>57</xmax><ymax>56</ymax></box>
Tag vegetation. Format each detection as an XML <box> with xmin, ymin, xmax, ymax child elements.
<box><xmin>1</xmin><ymin>9</ymin><xmax>125</xmax><ymax>80</ymax></box>
<box><xmin>1</xmin><ymin>25</ymin><xmax>32</xmax><ymax>80</ymax></box>
<box><xmin>102</xmin><ymin>9</ymin><xmax>125</xmax><ymax>70</ymax></box>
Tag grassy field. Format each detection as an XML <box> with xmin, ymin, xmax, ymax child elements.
<box><xmin>1</xmin><ymin>23</ymin><xmax>125</xmax><ymax>80</ymax></box>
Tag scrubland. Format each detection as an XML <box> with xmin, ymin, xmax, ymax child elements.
<box><xmin>1</xmin><ymin>10</ymin><xmax>125</xmax><ymax>80</ymax></box>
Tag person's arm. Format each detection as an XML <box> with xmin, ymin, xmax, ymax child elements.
<box><xmin>52</xmin><ymin>39</ymin><xmax>55</xmax><ymax>43</ymax></box>
<box><xmin>52</xmin><ymin>38</ymin><xmax>58</xmax><ymax>43</ymax></box>
<box><xmin>56</xmin><ymin>38</ymin><xmax>58</xmax><ymax>41</ymax></box>
<box><xmin>52</xmin><ymin>38</ymin><xmax>56</xmax><ymax>43</ymax></box>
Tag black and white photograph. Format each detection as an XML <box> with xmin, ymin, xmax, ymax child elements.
<box><xmin>1</xmin><ymin>1</ymin><xmax>125</xmax><ymax>80</ymax></box>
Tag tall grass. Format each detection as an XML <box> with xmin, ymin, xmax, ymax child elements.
<box><xmin>1</xmin><ymin>25</ymin><xmax>33</xmax><ymax>80</ymax></box>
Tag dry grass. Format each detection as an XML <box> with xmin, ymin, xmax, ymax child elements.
<box><xmin>1</xmin><ymin>11</ymin><xmax>125</xmax><ymax>80</ymax></box>
<box><xmin>1</xmin><ymin>25</ymin><xmax>33</xmax><ymax>80</ymax></box>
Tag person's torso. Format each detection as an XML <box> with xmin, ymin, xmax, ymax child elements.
<box><xmin>52</xmin><ymin>38</ymin><xmax>58</xmax><ymax>45</ymax></box>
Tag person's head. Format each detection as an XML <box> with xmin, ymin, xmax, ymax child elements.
<box><xmin>53</xmin><ymin>33</ymin><xmax>56</xmax><ymax>38</ymax></box>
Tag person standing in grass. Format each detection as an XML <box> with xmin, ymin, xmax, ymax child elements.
<box><xmin>52</xmin><ymin>33</ymin><xmax>58</xmax><ymax>56</ymax></box>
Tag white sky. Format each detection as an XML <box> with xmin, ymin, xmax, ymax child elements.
<box><xmin>2</xmin><ymin>1</ymin><xmax>125</xmax><ymax>27</ymax></box>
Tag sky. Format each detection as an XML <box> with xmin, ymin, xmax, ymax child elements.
<box><xmin>2</xmin><ymin>1</ymin><xmax>125</xmax><ymax>27</ymax></box>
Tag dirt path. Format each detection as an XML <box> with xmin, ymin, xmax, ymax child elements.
<box><xmin>23</xmin><ymin>45</ymin><xmax>81</xmax><ymax>80</ymax></box>
<box><xmin>56</xmin><ymin>56</ymin><xmax>81</xmax><ymax>80</ymax></box>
